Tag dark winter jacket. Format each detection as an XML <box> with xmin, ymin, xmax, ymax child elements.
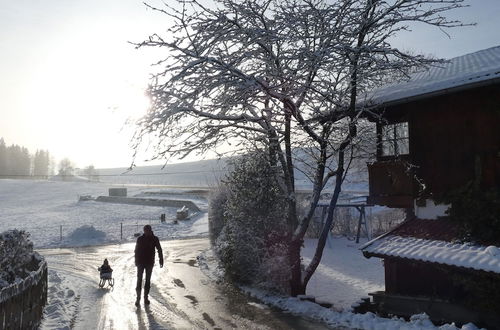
<box><xmin>98</xmin><ymin>264</ymin><xmax>113</xmax><ymax>274</ymax></box>
<box><xmin>134</xmin><ymin>233</ymin><xmax>163</xmax><ymax>267</ymax></box>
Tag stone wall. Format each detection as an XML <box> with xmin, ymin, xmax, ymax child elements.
<box><xmin>0</xmin><ymin>255</ymin><xmax>48</xmax><ymax>330</ymax></box>
<box><xmin>96</xmin><ymin>196</ymin><xmax>201</xmax><ymax>212</ymax></box>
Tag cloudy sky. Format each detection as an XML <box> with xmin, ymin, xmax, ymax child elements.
<box><xmin>1</xmin><ymin>0</ymin><xmax>499</xmax><ymax>169</ymax></box>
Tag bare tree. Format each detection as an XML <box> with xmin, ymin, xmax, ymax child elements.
<box><xmin>133</xmin><ymin>0</ymin><xmax>467</xmax><ymax>295</ymax></box>
<box><xmin>58</xmin><ymin>158</ymin><xmax>74</xmax><ymax>180</ymax></box>
<box><xmin>83</xmin><ymin>165</ymin><xmax>99</xmax><ymax>182</ymax></box>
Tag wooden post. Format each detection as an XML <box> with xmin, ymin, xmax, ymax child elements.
<box><xmin>355</xmin><ymin>207</ymin><xmax>363</xmax><ymax>243</ymax></box>
<box><xmin>60</xmin><ymin>225</ymin><xmax>62</xmax><ymax>241</ymax></box>
<box><xmin>120</xmin><ymin>222</ymin><xmax>123</xmax><ymax>240</ymax></box>
<box><xmin>363</xmin><ymin>207</ymin><xmax>371</xmax><ymax>241</ymax></box>
<box><xmin>355</xmin><ymin>206</ymin><xmax>371</xmax><ymax>243</ymax></box>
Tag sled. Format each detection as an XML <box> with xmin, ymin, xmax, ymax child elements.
<box><xmin>98</xmin><ymin>272</ymin><xmax>114</xmax><ymax>288</ymax></box>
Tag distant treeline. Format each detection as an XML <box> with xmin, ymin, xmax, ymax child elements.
<box><xmin>0</xmin><ymin>138</ymin><xmax>51</xmax><ymax>177</ymax></box>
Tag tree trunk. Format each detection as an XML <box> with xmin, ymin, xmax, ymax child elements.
<box><xmin>302</xmin><ymin>121</ymin><xmax>357</xmax><ymax>291</ymax></box>
<box><xmin>284</xmin><ymin>112</ymin><xmax>298</xmax><ymax>232</ymax></box>
<box><xmin>303</xmin><ymin>164</ymin><xmax>344</xmax><ymax>288</ymax></box>
<box><xmin>289</xmin><ymin>237</ymin><xmax>305</xmax><ymax>296</ymax></box>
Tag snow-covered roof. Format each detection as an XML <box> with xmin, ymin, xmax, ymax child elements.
<box><xmin>362</xmin><ymin>235</ymin><xmax>500</xmax><ymax>274</ymax></box>
<box><xmin>366</xmin><ymin>45</ymin><xmax>500</xmax><ymax>107</ymax></box>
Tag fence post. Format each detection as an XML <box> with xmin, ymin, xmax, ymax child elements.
<box><xmin>120</xmin><ymin>222</ymin><xmax>123</xmax><ymax>240</ymax></box>
<box><xmin>60</xmin><ymin>225</ymin><xmax>62</xmax><ymax>242</ymax></box>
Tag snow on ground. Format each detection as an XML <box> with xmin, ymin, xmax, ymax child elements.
<box><xmin>0</xmin><ymin>179</ymin><xmax>208</xmax><ymax>248</ymax></box>
<box><xmin>242</xmin><ymin>287</ymin><xmax>479</xmax><ymax>330</ymax></box>
<box><xmin>1</xmin><ymin>179</ymin><xmax>480</xmax><ymax>329</ymax></box>
<box><xmin>303</xmin><ymin>236</ymin><xmax>384</xmax><ymax>311</ymax></box>
<box><xmin>41</xmin><ymin>270</ymin><xmax>79</xmax><ymax>329</ymax></box>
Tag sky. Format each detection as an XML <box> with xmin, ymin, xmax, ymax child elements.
<box><xmin>1</xmin><ymin>0</ymin><xmax>499</xmax><ymax>169</ymax></box>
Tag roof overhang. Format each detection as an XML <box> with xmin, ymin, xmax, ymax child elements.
<box><xmin>363</xmin><ymin>75</ymin><xmax>500</xmax><ymax>111</ymax></box>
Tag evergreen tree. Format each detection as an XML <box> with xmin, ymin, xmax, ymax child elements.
<box><xmin>0</xmin><ymin>138</ymin><xmax>53</xmax><ymax>179</ymax></box>
<box><xmin>33</xmin><ymin>150</ymin><xmax>50</xmax><ymax>177</ymax></box>
<box><xmin>0</xmin><ymin>138</ymin><xmax>6</xmax><ymax>176</ymax></box>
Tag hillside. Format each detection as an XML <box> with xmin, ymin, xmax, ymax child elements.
<box><xmin>95</xmin><ymin>156</ymin><xmax>369</xmax><ymax>197</ymax></box>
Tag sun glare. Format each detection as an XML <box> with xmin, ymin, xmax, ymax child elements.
<box><xmin>19</xmin><ymin>28</ymin><xmax>152</xmax><ymax>168</ymax></box>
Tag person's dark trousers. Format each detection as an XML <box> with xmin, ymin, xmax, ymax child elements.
<box><xmin>136</xmin><ymin>264</ymin><xmax>153</xmax><ymax>301</ymax></box>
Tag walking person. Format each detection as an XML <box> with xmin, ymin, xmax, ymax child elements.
<box><xmin>134</xmin><ymin>224</ymin><xmax>163</xmax><ymax>306</ymax></box>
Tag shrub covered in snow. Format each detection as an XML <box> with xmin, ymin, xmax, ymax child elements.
<box><xmin>211</xmin><ymin>151</ymin><xmax>290</xmax><ymax>292</ymax></box>
<box><xmin>0</xmin><ymin>229</ymin><xmax>38</xmax><ymax>288</ymax></box>
<box><xmin>208</xmin><ymin>185</ymin><xmax>229</xmax><ymax>244</ymax></box>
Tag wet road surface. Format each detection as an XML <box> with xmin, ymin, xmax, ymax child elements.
<box><xmin>40</xmin><ymin>238</ymin><xmax>335</xmax><ymax>329</ymax></box>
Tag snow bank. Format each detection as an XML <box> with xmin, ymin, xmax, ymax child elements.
<box><xmin>63</xmin><ymin>225</ymin><xmax>108</xmax><ymax>247</ymax></box>
<box><xmin>302</xmin><ymin>237</ymin><xmax>384</xmax><ymax>310</ymax></box>
<box><xmin>41</xmin><ymin>271</ymin><xmax>78</xmax><ymax>329</ymax></box>
<box><xmin>242</xmin><ymin>287</ymin><xmax>480</xmax><ymax>330</ymax></box>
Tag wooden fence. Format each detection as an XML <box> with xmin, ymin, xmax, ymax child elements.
<box><xmin>0</xmin><ymin>255</ymin><xmax>48</xmax><ymax>330</ymax></box>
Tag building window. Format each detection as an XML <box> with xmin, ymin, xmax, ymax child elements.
<box><xmin>381</xmin><ymin>122</ymin><xmax>409</xmax><ymax>156</ymax></box>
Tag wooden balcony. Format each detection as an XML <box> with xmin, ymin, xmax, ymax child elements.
<box><xmin>367</xmin><ymin>160</ymin><xmax>414</xmax><ymax>208</ymax></box>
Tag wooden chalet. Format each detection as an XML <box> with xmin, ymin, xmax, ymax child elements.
<box><xmin>359</xmin><ymin>46</ymin><xmax>500</xmax><ymax>328</ymax></box>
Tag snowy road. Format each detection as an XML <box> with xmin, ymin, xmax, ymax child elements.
<box><xmin>39</xmin><ymin>238</ymin><xmax>333</xmax><ymax>330</ymax></box>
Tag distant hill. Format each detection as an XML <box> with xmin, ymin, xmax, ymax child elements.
<box><xmin>96</xmin><ymin>155</ymin><xmax>369</xmax><ymax>196</ymax></box>
<box><xmin>97</xmin><ymin>159</ymin><xmax>229</xmax><ymax>187</ymax></box>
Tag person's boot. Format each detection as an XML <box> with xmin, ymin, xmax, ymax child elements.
<box><xmin>144</xmin><ymin>295</ymin><xmax>150</xmax><ymax>305</ymax></box>
<box><xmin>135</xmin><ymin>296</ymin><xmax>140</xmax><ymax>307</ymax></box>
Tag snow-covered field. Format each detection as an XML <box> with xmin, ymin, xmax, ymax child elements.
<box><xmin>0</xmin><ymin>179</ymin><xmax>479</xmax><ymax>329</ymax></box>
<box><xmin>0</xmin><ymin>179</ymin><xmax>208</xmax><ymax>248</ymax></box>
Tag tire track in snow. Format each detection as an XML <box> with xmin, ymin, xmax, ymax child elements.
<box><xmin>40</xmin><ymin>249</ymin><xmax>106</xmax><ymax>330</ymax></box>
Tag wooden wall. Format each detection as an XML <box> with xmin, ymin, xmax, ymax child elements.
<box><xmin>380</xmin><ymin>84</ymin><xmax>500</xmax><ymax>199</ymax></box>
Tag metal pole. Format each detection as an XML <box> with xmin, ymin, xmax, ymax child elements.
<box><xmin>121</xmin><ymin>222</ymin><xmax>123</xmax><ymax>240</ymax></box>
<box><xmin>60</xmin><ymin>225</ymin><xmax>62</xmax><ymax>241</ymax></box>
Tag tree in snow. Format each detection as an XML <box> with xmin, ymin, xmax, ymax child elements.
<box><xmin>0</xmin><ymin>138</ymin><xmax>7</xmax><ymax>175</ymax></box>
<box><xmin>58</xmin><ymin>158</ymin><xmax>75</xmax><ymax>180</ymax></box>
<box><xmin>213</xmin><ymin>151</ymin><xmax>290</xmax><ymax>291</ymax></box>
<box><xmin>82</xmin><ymin>164</ymin><xmax>99</xmax><ymax>181</ymax></box>
<box><xmin>33</xmin><ymin>149</ymin><xmax>51</xmax><ymax>177</ymax></box>
<box><xmin>133</xmin><ymin>0</ymin><xmax>468</xmax><ymax>295</ymax></box>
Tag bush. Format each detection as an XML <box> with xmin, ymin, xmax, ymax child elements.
<box><xmin>208</xmin><ymin>185</ymin><xmax>229</xmax><ymax>244</ymax></box>
<box><xmin>444</xmin><ymin>182</ymin><xmax>500</xmax><ymax>244</ymax></box>
<box><xmin>0</xmin><ymin>229</ymin><xmax>38</xmax><ymax>288</ymax></box>
<box><xmin>210</xmin><ymin>151</ymin><xmax>290</xmax><ymax>292</ymax></box>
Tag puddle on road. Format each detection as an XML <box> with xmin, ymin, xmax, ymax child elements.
<box><xmin>172</xmin><ymin>258</ymin><xmax>197</xmax><ymax>267</ymax></box>
<box><xmin>213</xmin><ymin>283</ymin><xmax>335</xmax><ymax>330</ymax></box>
<box><xmin>184</xmin><ymin>294</ymin><xmax>198</xmax><ymax>305</ymax></box>
<box><xmin>173</xmin><ymin>278</ymin><xmax>185</xmax><ymax>288</ymax></box>
<box><xmin>164</xmin><ymin>239</ymin><xmax>338</xmax><ymax>330</ymax></box>
<box><xmin>202</xmin><ymin>312</ymin><xmax>216</xmax><ymax>326</ymax></box>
